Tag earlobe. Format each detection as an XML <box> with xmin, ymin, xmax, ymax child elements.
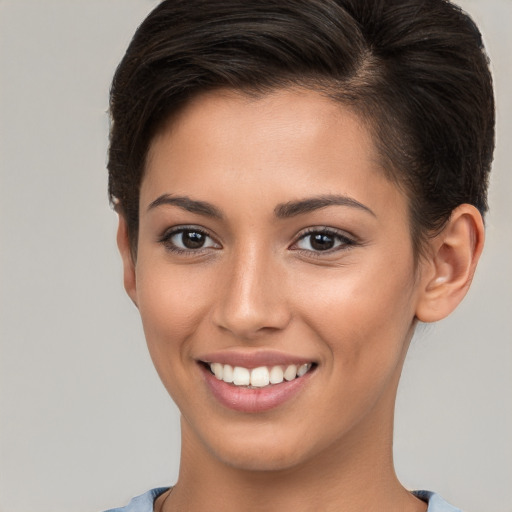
<box><xmin>116</xmin><ymin>214</ymin><xmax>138</xmax><ymax>307</ymax></box>
<box><xmin>415</xmin><ymin>204</ymin><xmax>485</xmax><ymax>323</ymax></box>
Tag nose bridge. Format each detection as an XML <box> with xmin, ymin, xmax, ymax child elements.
<box><xmin>213</xmin><ymin>241</ymin><xmax>290</xmax><ymax>338</ymax></box>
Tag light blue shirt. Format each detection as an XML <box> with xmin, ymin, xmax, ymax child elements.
<box><xmin>104</xmin><ymin>488</ymin><xmax>462</xmax><ymax>511</ymax></box>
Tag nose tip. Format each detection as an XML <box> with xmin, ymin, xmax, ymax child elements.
<box><xmin>211</xmin><ymin>259</ymin><xmax>291</xmax><ymax>339</ymax></box>
<box><xmin>215</xmin><ymin>299</ymin><xmax>288</xmax><ymax>339</ymax></box>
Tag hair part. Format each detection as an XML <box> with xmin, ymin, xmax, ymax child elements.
<box><xmin>108</xmin><ymin>0</ymin><xmax>494</xmax><ymax>259</ymax></box>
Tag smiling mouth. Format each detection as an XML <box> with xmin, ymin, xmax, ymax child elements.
<box><xmin>203</xmin><ymin>362</ymin><xmax>316</xmax><ymax>388</ymax></box>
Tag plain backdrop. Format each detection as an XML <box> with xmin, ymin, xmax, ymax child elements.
<box><xmin>0</xmin><ymin>1</ymin><xmax>511</xmax><ymax>511</ymax></box>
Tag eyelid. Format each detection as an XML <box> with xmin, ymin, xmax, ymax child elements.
<box><xmin>157</xmin><ymin>224</ymin><xmax>357</xmax><ymax>256</ymax></box>
<box><xmin>290</xmin><ymin>226</ymin><xmax>357</xmax><ymax>254</ymax></box>
<box><xmin>158</xmin><ymin>224</ymin><xmax>221</xmax><ymax>253</ymax></box>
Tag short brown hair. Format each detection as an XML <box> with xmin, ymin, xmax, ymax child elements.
<box><xmin>108</xmin><ymin>0</ymin><xmax>494</xmax><ymax>256</ymax></box>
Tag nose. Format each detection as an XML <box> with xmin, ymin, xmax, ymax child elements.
<box><xmin>212</xmin><ymin>245</ymin><xmax>292</xmax><ymax>340</ymax></box>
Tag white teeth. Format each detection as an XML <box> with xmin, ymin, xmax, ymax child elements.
<box><xmin>250</xmin><ymin>366</ymin><xmax>270</xmax><ymax>387</ymax></box>
<box><xmin>269</xmin><ymin>365</ymin><xmax>284</xmax><ymax>384</ymax></box>
<box><xmin>222</xmin><ymin>364</ymin><xmax>234</xmax><ymax>383</ymax></box>
<box><xmin>211</xmin><ymin>362</ymin><xmax>223</xmax><ymax>380</ymax></box>
<box><xmin>297</xmin><ymin>363</ymin><xmax>309</xmax><ymax>377</ymax></box>
<box><xmin>284</xmin><ymin>364</ymin><xmax>298</xmax><ymax>381</ymax></box>
<box><xmin>209</xmin><ymin>362</ymin><xmax>313</xmax><ymax>387</ymax></box>
<box><xmin>233</xmin><ymin>366</ymin><xmax>250</xmax><ymax>386</ymax></box>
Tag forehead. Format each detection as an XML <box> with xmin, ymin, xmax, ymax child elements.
<box><xmin>142</xmin><ymin>87</ymin><xmax>406</xmax><ymax>220</ymax></box>
<box><xmin>147</xmin><ymin>87</ymin><xmax>378</xmax><ymax>163</ymax></box>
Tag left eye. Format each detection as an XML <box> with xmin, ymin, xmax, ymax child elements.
<box><xmin>295</xmin><ymin>231</ymin><xmax>352</xmax><ymax>252</ymax></box>
<box><xmin>164</xmin><ymin>229</ymin><xmax>218</xmax><ymax>251</ymax></box>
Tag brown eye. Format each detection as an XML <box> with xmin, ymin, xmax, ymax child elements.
<box><xmin>178</xmin><ymin>230</ymin><xmax>207</xmax><ymax>249</ymax></box>
<box><xmin>294</xmin><ymin>229</ymin><xmax>354</xmax><ymax>253</ymax></box>
<box><xmin>309</xmin><ymin>233</ymin><xmax>335</xmax><ymax>251</ymax></box>
<box><xmin>161</xmin><ymin>227</ymin><xmax>219</xmax><ymax>253</ymax></box>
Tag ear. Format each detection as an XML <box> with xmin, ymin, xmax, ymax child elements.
<box><xmin>415</xmin><ymin>204</ymin><xmax>485</xmax><ymax>323</ymax></box>
<box><xmin>116</xmin><ymin>214</ymin><xmax>138</xmax><ymax>307</ymax></box>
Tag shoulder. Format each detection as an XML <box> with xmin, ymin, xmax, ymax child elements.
<box><xmin>103</xmin><ymin>488</ymin><xmax>170</xmax><ymax>512</ymax></box>
<box><xmin>413</xmin><ymin>490</ymin><xmax>462</xmax><ymax>512</ymax></box>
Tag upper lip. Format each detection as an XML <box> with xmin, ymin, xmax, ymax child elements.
<box><xmin>197</xmin><ymin>350</ymin><xmax>316</xmax><ymax>369</ymax></box>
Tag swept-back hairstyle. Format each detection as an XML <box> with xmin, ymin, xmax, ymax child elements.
<box><xmin>108</xmin><ymin>0</ymin><xmax>494</xmax><ymax>256</ymax></box>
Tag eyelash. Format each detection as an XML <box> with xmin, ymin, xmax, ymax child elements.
<box><xmin>158</xmin><ymin>226</ymin><xmax>357</xmax><ymax>256</ymax></box>
<box><xmin>291</xmin><ymin>228</ymin><xmax>357</xmax><ymax>256</ymax></box>
<box><xmin>158</xmin><ymin>226</ymin><xmax>220</xmax><ymax>255</ymax></box>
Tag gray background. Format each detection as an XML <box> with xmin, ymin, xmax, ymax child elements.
<box><xmin>0</xmin><ymin>1</ymin><xmax>510</xmax><ymax>511</ymax></box>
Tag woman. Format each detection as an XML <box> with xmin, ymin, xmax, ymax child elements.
<box><xmin>105</xmin><ymin>0</ymin><xmax>494</xmax><ymax>510</ymax></box>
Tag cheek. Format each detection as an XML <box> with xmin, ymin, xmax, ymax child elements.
<box><xmin>295</xmin><ymin>258</ymin><xmax>417</xmax><ymax>369</ymax></box>
<box><xmin>290</xmin><ymin>266</ymin><xmax>417</xmax><ymax>440</ymax></box>
<box><xmin>135</xmin><ymin>259</ymin><xmax>214</xmax><ymax>363</ymax></box>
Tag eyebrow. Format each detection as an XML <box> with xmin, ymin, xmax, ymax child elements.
<box><xmin>147</xmin><ymin>194</ymin><xmax>224</xmax><ymax>219</ymax></box>
<box><xmin>147</xmin><ymin>193</ymin><xmax>375</xmax><ymax>220</ymax></box>
<box><xmin>274</xmin><ymin>194</ymin><xmax>375</xmax><ymax>218</ymax></box>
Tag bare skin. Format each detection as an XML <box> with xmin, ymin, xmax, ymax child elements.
<box><xmin>117</xmin><ymin>88</ymin><xmax>484</xmax><ymax>512</ymax></box>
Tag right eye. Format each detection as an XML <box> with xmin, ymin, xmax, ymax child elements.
<box><xmin>159</xmin><ymin>227</ymin><xmax>220</xmax><ymax>253</ymax></box>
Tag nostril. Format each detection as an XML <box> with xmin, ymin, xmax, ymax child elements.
<box><xmin>212</xmin><ymin>300</ymin><xmax>292</xmax><ymax>338</ymax></box>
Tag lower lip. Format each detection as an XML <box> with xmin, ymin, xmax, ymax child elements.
<box><xmin>200</xmin><ymin>364</ymin><xmax>313</xmax><ymax>413</ymax></box>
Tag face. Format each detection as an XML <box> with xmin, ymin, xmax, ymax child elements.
<box><xmin>123</xmin><ymin>88</ymin><xmax>427</xmax><ymax>472</ymax></box>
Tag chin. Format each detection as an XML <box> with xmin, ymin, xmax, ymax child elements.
<box><xmin>214</xmin><ymin>442</ymin><xmax>309</xmax><ymax>473</ymax></box>
<box><xmin>193</xmin><ymin>421</ymin><xmax>327</xmax><ymax>474</ymax></box>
